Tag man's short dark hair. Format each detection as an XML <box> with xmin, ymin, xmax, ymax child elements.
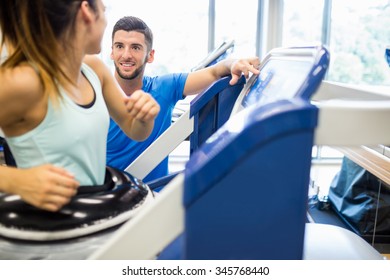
<box><xmin>112</xmin><ymin>16</ymin><xmax>153</xmax><ymax>50</ymax></box>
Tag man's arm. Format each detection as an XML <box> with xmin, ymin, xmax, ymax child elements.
<box><xmin>183</xmin><ymin>57</ymin><xmax>260</xmax><ymax>96</ymax></box>
<box><xmin>84</xmin><ymin>55</ymin><xmax>160</xmax><ymax>141</ymax></box>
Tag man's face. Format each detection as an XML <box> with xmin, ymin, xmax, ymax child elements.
<box><xmin>111</xmin><ymin>30</ymin><xmax>153</xmax><ymax>80</ymax></box>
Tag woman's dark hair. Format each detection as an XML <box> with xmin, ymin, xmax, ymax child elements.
<box><xmin>0</xmin><ymin>0</ymin><xmax>98</xmax><ymax>100</ymax></box>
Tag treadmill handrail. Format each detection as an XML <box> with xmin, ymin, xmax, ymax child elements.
<box><xmin>313</xmin><ymin>81</ymin><xmax>390</xmax><ymax>146</ymax></box>
<box><xmin>189</xmin><ymin>75</ymin><xmax>245</xmax><ymax>118</ymax></box>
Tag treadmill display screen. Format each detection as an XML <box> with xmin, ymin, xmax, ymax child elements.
<box><xmin>241</xmin><ymin>58</ymin><xmax>313</xmax><ymax>108</ymax></box>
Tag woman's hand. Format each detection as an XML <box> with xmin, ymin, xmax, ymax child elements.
<box><xmin>8</xmin><ymin>164</ymin><xmax>80</xmax><ymax>212</ymax></box>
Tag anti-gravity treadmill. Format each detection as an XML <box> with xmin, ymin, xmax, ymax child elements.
<box><xmin>1</xmin><ymin>45</ymin><xmax>388</xmax><ymax>260</ymax></box>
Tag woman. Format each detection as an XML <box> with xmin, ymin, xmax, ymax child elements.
<box><xmin>0</xmin><ymin>0</ymin><xmax>160</xmax><ymax>212</ymax></box>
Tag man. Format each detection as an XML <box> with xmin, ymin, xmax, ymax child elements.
<box><xmin>107</xmin><ymin>16</ymin><xmax>260</xmax><ymax>182</ymax></box>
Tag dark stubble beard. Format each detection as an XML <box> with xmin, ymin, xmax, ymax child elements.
<box><xmin>115</xmin><ymin>58</ymin><xmax>148</xmax><ymax>80</ymax></box>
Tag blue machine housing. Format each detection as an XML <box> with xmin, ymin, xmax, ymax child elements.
<box><xmin>183</xmin><ymin>99</ymin><xmax>318</xmax><ymax>259</ymax></box>
<box><xmin>189</xmin><ymin>75</ymin><xmax>246</xmax><ymax>154</ymax></box>
<box><xmin>159</xmin><ymin>45</ymin><xmax>329</xmax><ymax>260</ymax></box>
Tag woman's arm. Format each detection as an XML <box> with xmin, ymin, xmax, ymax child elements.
<box><xmin>0</xmin><ymin>164</ymin><xmax>79</xmax><ymax>211</ymax></box>
<box><xmin>0</xmin><ymin>64</ymin><xmax>79</xmax><ymax>211</ymax></box>
<box><xmin>0</xmin><ymin>64</ymin><xmax>43</xmax><ymax>130</ymax></box>
<box><xmin>84</xmin><ymin>55</ymin><xmax>160</xmax><ymax>141</ymax></box>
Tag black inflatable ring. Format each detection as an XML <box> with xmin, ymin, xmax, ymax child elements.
<box><xmin>0</xmin><ymin>167</ymin><xmax>154</xmax><ymax>241</ymax></box>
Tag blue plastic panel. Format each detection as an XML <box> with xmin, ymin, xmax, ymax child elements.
<box><xmin>179</xmin><ymin>45</ymin><xmax>329</xmax><ymax>260</ymax></box>
<box><xmin>184</xmin><ymin>100</ymin><xmax>318</xmax><ymax>207</ymax></box>
<box><xmin>183</xmin><ymin>100</ymin><xmax>318</xmax><ymax>259</ymax></box>
<box><xmin>189</xmin><ymin>76</ymin><xmax>245</xmax><ymax>154</ymax></box>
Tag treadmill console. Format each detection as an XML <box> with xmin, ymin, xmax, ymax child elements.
<box><xmin>231</xmin><ymin>46</ymin><xmax>329</xmax><ymax>115</ymax></box>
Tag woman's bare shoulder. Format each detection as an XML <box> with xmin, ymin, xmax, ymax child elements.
<box><xmin>0</xmin><ymin>63</ymin><xmax>42</xmax><ymax>100</ymax></box>
<box><xmin>83</xmin><ymin>54</ymin><xmax>113</xmax><ymax>86</ymax></box>
<box><xmin>83</xmin><ymin>55</ymin><xmax>105</xmax><ymax>74</ymax></box>
<box><xmin>0</xmin><ymin>63</ymin><xmax>44</xmax><ymax>129</ymax></box>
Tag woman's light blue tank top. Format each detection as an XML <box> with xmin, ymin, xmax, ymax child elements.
<box><xmin>6</xmin><ymin>64</ymin><xmax>109</xmax><ymax>185</ymax></box>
